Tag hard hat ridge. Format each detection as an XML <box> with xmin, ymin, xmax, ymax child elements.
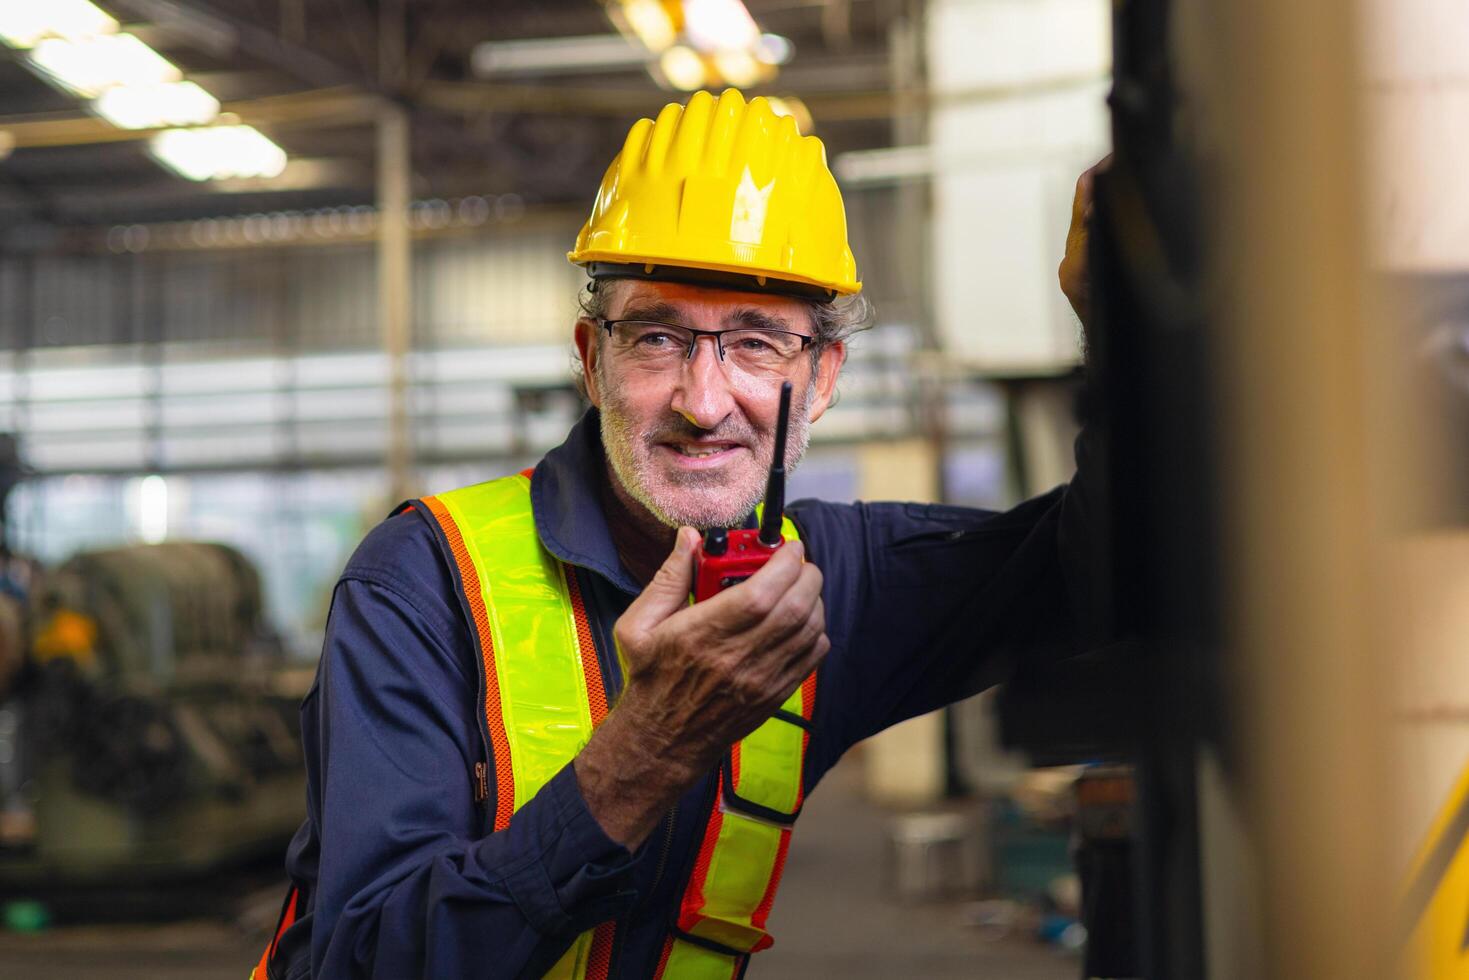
<box><xmin>568</xmin><ymin>87</ymin><xmax>861</xmax><ymax>299</ymax></box>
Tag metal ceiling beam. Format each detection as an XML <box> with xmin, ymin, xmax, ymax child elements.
<box><xmin>0</xmin><ymin>88</ymin><xmax>379</xmax><ymax>150</ymax></box>
<box><xmin>415</xmin><ymin>80</ymin><xmax>913</xmax><ymax>120</ymax></box>
<box><xmin>0</xmin><ymin>80</ymin><xmax>915</xmax><ymax>154</ymax></box>
<box><xmin>108</xmin><ymin>0</ymin><xmax>370</xmax><ymax>91</ymax></box>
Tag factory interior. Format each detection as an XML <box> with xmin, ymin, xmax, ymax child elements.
<box><xmin>0</xmin><ymin>1</ymin><xmax>1466</xmax><ymax>978</ymax></box>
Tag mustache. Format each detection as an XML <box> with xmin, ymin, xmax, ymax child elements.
<box><xmin>642</xmin><ymin>415</ymin><xmax>760</xmax><ymax>445</ymax></box>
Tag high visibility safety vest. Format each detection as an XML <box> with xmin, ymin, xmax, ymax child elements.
<box><xmin>252</xmin><ymin>471</ymin><xmax>816</xmax><ymax>980</ymax></box>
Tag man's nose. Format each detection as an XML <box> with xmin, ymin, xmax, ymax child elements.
<box><xmin>669</xmin><ymin>336</ymin><xmax>735</xmax><ymax>430</ymax></box>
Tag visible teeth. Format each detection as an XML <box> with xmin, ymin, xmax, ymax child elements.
<box><xmin>676</xmin><ymin>446</ymin><xmax>724</xmax><ymax>458</ymax></box>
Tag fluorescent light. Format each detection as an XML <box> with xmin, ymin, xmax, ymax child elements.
<box><xmin>93</xmin><ymin>80</ymin><xmax>219</xmax><ymax>129</ymax></box>
<box><xmin>0</xmin><ymin>0</ymin><xmax>117</xmax><ymax>50</ymax></box>
<box><xmin>29</xmin><ymin>33</ymin><xmax>181</xmax><ymax>98</ymax></box>
<box><xmin>658</xmin><ymin>45</ymin><xmax>707</xmax><ymax>91</ymax></box>
<box><xmin>682</xmin><ymin>0</ymin><xmax>759</xmax><ymax>54</ymax></box>
<box><xmin>615</xmin><ymin>0</ymin><xmax>679</xmax><ymax>52</ymax></box>
<box><xmin>150</xmin><ymin>126</ymin><xmax>288</xmax><ymax>182</ymax></box>
<box><xmin>755</xmin><ymin>33</ymin><xmax>793</xmax><ymax>66</ymax></box>
<box><xmin>712</xmin><ymin>49</ymin><xmax>765</xmax><ymax>87</ymax></box>
<box><xmin>472</xmin><ymin>34</ymin><xmax>649</xmax><ymax>76</ymax></box>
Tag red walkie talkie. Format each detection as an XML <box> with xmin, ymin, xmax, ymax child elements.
<box><xmin>692</xmin><ymin>380</ymin><xmax>793</xmax><ymax>602</ymax></box>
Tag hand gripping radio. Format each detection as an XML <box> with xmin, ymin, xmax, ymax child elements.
<box><xmin>692</xmin><ymin>380</ymin><xmax>793</xmax><ymax>602</ymax></box>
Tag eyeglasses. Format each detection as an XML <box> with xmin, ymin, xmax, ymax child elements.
<box><xmin>599</xmin><ymin>318</ymin><xmax>814</xmax><ymax>376</ymax></box>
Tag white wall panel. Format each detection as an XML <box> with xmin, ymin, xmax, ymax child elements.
<box><xmin>929</xmin><ymin>0</ymin><xmax>1110</xmax><ymax>89</ymax></box>
<box><xmin>1362</xmin><ymin>0</ymin><xmax>1469</xmax><ymax>84</ymax></box>
<box><xmin>934</xmin><ymin>165</ymin><xmax>1077</xmax><ymax>371</ymax></box>
<box><xmin>927</xmin><ymin>0</ymin><xmax>1111</xmax><ymax>372</ymax></box>
<box><xmin>1363</xmin><ymin>0</ymin><xmax>1469</xmax><ymax>270</ymax></box>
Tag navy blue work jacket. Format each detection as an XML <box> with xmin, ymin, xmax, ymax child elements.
<box><xmin>272</xmin><ymin>407</ymin><xmax>1101</xmax><ymax>979</ymax></box>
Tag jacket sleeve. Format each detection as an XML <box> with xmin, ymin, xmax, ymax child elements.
<box><xmin>794</xmin><ymin>423</ymin><xmax>1113</xmax><ymax>759</ymax></box>
<box><xmin>302</xmin><ymin>573</ymin><xmax>642</xmax><ymax>979</ymax></box>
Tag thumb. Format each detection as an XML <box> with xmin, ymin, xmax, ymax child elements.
<box><xmin>623</xmin><ymin>527</ymin><xmax>698</xmax><ymax>631</ymax></box>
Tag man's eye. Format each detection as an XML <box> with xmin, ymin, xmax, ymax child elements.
<box><xmin>635</xmin><ymin>332</ymin><xmax>678</xmax><ymax>348</ymax></box>
<box><xmin>733</xmin><ymin>336</ymin><xmax>776</xmax><ymax>352</ymax></box>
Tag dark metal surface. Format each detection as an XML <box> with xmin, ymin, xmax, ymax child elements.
<box><xmin>997</xmin><ymin>0</ymin><xmax>1225</xmax><ymax>974</ymax></box>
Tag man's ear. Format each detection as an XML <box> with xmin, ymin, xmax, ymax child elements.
<box><xmin>574</xmin><ymin>318</ymin><xmax>602</xmax><ymax>407</ymax></box>
<box><xmin>806</xmin><ymin>341</ymin><xmax>846</xmax><ymax>423</ymax></box>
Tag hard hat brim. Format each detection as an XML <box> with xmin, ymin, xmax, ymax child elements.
<box><xmin>579</xmin><ymin>260</ymin><xmax>847</xmax><ymax>302</ymax></box>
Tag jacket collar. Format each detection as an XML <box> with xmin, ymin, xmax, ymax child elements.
<box><xmin>530</xmin><ymin>407</ymin><xmax>645</xmax><ymax>596</ymax></box>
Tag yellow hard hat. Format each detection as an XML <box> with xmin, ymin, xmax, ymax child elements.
<box><xmin>568</xmin><ymin>88</ymin><xmax>861</xmax><ymax>300</ymax></box>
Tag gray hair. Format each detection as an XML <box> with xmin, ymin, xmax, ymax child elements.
<box><xmin>572</xmin><ymin>278</ymin><xmax>874</xmax><ymax>398</ymax></box>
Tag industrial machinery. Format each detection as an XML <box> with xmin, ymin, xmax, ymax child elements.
<box><xmin>0</xmin><ymin>539</ymin><xmax>308</xmax><ymax>890</ymax></box>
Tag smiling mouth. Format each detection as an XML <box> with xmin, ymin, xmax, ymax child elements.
<box><xmin>664</xmin><ymin>442</ymin><xmax>742</xmax><ymax>459</ymax></box>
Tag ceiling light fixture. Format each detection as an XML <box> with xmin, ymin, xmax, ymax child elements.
<box><xmin>682</xmin><ymin>0</ymin><xmax>759</xmax><ymax>53</ymax></box>
<box><xmin>754</xmin><ymin>33</ymin><xmax>794</xmax><ymax>66</ymax></box>
<box><xmin>150</xmin><ymin>125</ymin><xmax>288</xmax><ymax>182</ymax></box>
<box><xmin>0</xmin><ymin>0</ymin><xmax>117</xmax><ymax>50</ymax></box>
<box><xmin>658</xmin><ymin>45</ymin><xmax>707</xmax><ymax>91</ymax></box>
<box><xmin>93</xmin><ymin>80</ymin><xmax>220</xmax><ymax>129</ymax></box>
<box><xmin>611</xmin><ymin>0</ymin><xmax>680</xmax><ymax>53</ymax></box>
<box><xmin>712</xmin><ymin>49</ymin><xmax>765</xmax><ymax>88</ymax></box>
<box><xmin>29</xmin><ymin>33</ymin><xmax>181</xmax><ymax>98</ymax></box>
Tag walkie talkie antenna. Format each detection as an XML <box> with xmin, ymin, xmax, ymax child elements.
<box><xmin>758</xmin><ymin>381</ymin><xmax>793</xmax><ymax>547</ymax></box>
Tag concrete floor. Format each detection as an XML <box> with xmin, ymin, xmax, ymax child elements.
<box><xmin>759</xmin><ymin>758</ymin><xmax>1075</xmax><ymax>980</ymax></box>
<box><xmin>0</xmin><ymin>757</ymin><xmax>1075</xmax><ymax>979</ymax></box>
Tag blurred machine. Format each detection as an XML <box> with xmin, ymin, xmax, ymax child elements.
<box><xmin>0</xmin><ymin>538</ymin><xmax>308</xmax><ymax>889</ymax></box>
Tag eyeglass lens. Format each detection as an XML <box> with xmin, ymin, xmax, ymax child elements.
<box><xmin>608</xmin><ymin>320</ymin><xmax>807</xmax><ymax>375</ymax></box>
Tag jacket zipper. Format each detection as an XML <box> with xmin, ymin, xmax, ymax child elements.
<box><xmin>642</xmin><ymin>803</ymin><xmax>678</xmax><ymax>911</ymax></box>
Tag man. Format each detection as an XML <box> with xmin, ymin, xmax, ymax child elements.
<box><xmin>256</xmin><ymin>89</ymin><xmax>1104</xmax><ymax>979</ymax></box>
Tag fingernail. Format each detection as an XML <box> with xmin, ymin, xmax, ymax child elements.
<box><xmin>787</xmin><ymin>540</ymin><xmax>803</xmax><ymax>558</ymax></box>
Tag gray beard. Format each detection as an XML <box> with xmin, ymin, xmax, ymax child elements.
<box><xmin>597</xmin><ymin>372</ymin><xmax>815</xmax><ymax>530</ymax></box>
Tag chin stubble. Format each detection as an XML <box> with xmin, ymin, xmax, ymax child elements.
<box><xmin>597</xmin><ymin>367</ymin><xmax>815</xmax><ymax>530</ymax></box>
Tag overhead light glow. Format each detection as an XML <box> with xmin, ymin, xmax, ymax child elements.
<box><xmin>150</xmin><ymin>125</ymin><xmax>288</xmax><ymax>182</ymax></box>
<box><xmin>658</xmin><ymin>45</ymin><xmax>707</xmax><ymax>91</ymax></box>
<box><xmin>93</xmin><ymin>80</ymin><xmax>220</xmax><ymax>130</ymax></box>
<box><xmin>0</xmin><ymin>0</ymin><xmax>117</xmax><ymax>50</ymax></box>
<box><xmin>682</xmin><ymin>0</ymin><xmax>759</xmax><ymax>54</ymax></box>
<box><xmin>29</xmin><ymin>33</ymin><xmax>181</xmax><ymax>98</ymax></box>
<box><xmin>754</xmin><ymin>33</ymin><xmax>793</xmax><ymax>66</ymax></box>
<box><xmin>615</xmin><ymin>0</ymin><xmax>679</xmax><ymax>53</ymax></box>
<box><xmin>712</xmin><ymin>49</ymin><xmax>764</xmax><ymax>88</ymax></box>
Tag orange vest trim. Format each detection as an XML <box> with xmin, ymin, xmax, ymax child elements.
<box><xmin>421</xmin><ymin>493</ymin><xmax>517</xmax><ymax>833</ymax></box>
<box><xmin>566</xmin><ymin>567</ymin><xmax>610</xmax><ymax>727</ymax></box>
<box><xmin>587</xmin><ymin>919</ymin><xmax>617</xmax><ymax>980</ymax></box>
<box><xmin>658</xmin><ymin>669</ymin><xmax>818</xmax><ymax>975</ymax></box>
<box><xmin>251</xmin><ymin>884</ymin><xmax>299</xmax><ymax>980</ymax></box>
<box><xmin>420</xmin><ymin>475</ymin><xmax>619</xmax><ymax>978</ymax></box>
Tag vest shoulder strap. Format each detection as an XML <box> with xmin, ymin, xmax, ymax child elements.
<box><xmin>420</xmin><ymin>473</ymin><xmax>609</xmax><ymax>831</ymax></box>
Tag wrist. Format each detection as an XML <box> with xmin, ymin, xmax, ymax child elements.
<box><xmin>602</xmin><ymin>695</ymin><xmax>711</xmax><ymax>787</ymax></box>
<box><xmin>574</xmin><ymin>701</ymin><xmax>707</xmax><ymax>850</ymax></box>
<box><xmin>611</xmin><ymin>682</ymin><xmax>721</xmax><ymax>779</ymax></box>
